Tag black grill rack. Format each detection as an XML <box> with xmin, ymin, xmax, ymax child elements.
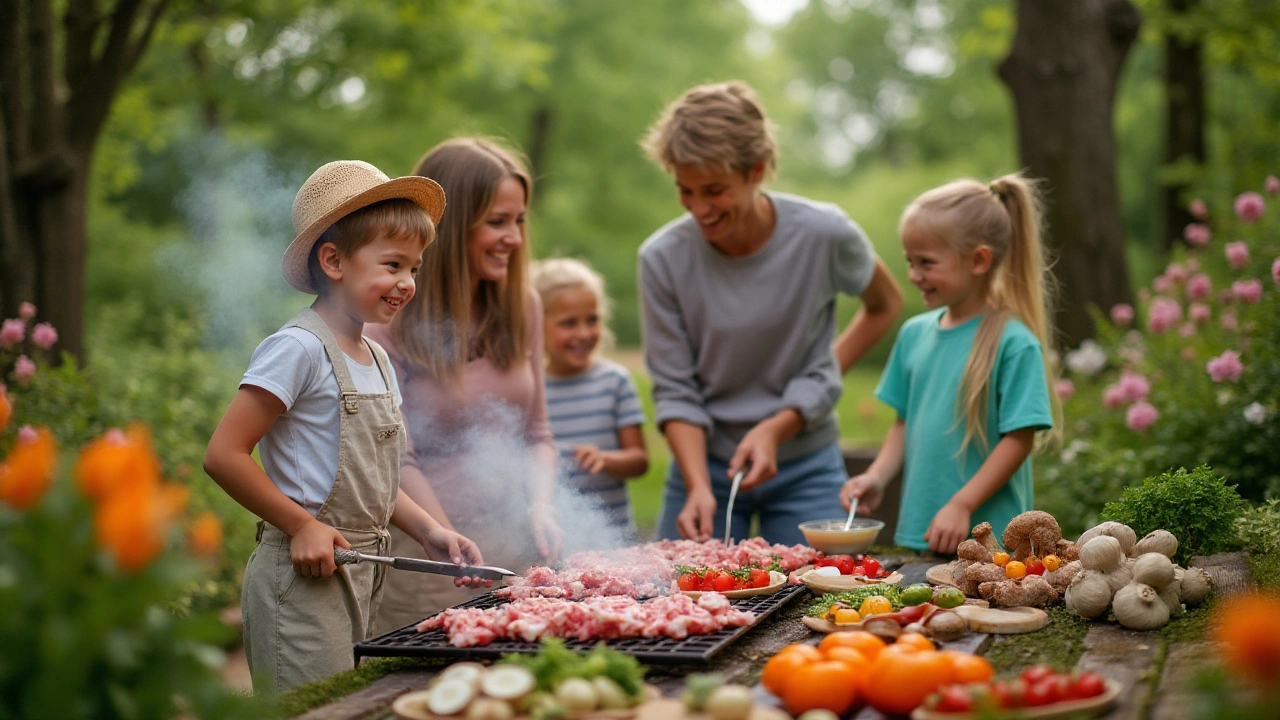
<box><xmin>355</xmin><ymin>583</ymin><xmax>807</xmax><ymax>664</ymax></box>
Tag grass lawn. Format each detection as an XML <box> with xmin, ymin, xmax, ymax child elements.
<box><xmin>611</xmin><ymin>351</ymin><xmax>893</xmax><ymax>537</ymax></box>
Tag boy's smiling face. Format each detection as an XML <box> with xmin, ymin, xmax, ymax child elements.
<box><xmin>326</xmin><ymin>231</ymin><xmax>423</xmax><ymax>325</ymax></box>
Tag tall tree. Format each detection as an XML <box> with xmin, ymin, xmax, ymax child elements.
<box><xmin>1159</xmin><ymin>0</ymin><xmax>1205</xmax><ymax>252</ymax></box>
<box><xmin>1</xmin><ymin>0</ymin><xmax>170</xmax><ymax>362</ymax></box>
<box><xmin>999</xmin><ymin>0</ymin><xmax>1142</xmax><ymax>347</ymax></box>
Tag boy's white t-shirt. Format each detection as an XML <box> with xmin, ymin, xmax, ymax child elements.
<box><xmin>241</xmin><ymin>327</ymin><xmax>403</xmax><ymax>516</ymax></box>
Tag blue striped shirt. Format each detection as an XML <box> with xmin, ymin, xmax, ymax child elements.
<box><xmin>546</xmin><ymin>359</ymin><xmax>645</xmax><ymax>533</ymax></box>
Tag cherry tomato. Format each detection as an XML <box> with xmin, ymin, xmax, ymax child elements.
<box><xmin>1019</xmin><ymin>665</ymin><xmax>1055</xmax><ymax>686</ymax></box>
<box><xmin>1025</xmin><ymin>559</ymin><xmax>1046</xmax><ymax>576</ymax></box>
<box><xmin>834</xmin><ymin>556</ymin><xmax>857</xmax><ymax>575</ymax></box>
<box><xmin>711</xmin><ymin>572</ymin><xmax>736</xmax><ymax>592</ymax></box>
<box><xmin>1070</xmin><ymin>672</ymin><xmax>1107</xmax><ymax>699</ymax></box>
<box><xmin>698</xmin><ymin>570</ymin><xmax>720</xmax><ymax>591</ymax></box>
<box><xmin>677</xmin><ymin>573</ymin><xmax>700</xmax><ymax>591</ymax></box>
<box><xmin>993</xmin><ymin>551</ymin><xmax>1011</xmax><ymax>567</ymax></box>
<box><xmin>991</xmin><ymin>680</ymin><xmax>1026</xmax><ymax>709</ymax></box>
<box><xmin>815</xmin><ymin>556</ymin><xmax>837</xmax><ymax>569</ymax></box>
<box><xmin>934</xmin><ymin>685</ymin><xmax>975</xmax><ymax>713</ymax></box>
<box><xmin>750</xmin><ymin>568</ymin><xmax>770</xmax><ymax>588</ymax></box>
<box><xmin>860</xmin><ymin>557</ymin><xmax>884</xmax><ymax>577</ymax></box>
<box><xmin>1042</xmin><ymin>554</ymin><xmax>1062</xmax><ymax>572</ymax></box>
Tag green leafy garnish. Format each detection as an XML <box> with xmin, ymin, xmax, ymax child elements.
<box><xmin>804</xmin><ymin>585</ymin><xmax>904</xmax><ymax>617</ymax></box>
<box><xmin>500</xmin><ymin>639</ymin><xmax>646</xmax><ymax>699</ymax></box>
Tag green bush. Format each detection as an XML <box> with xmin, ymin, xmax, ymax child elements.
<box><xmin>1100</xmin><ymin>465</ymin><xmax>1244</xmax><ymax>564</ymax></box>
<box><xmin>1235</xmin><ymin>499</ymin><xmax>1280</xmax><ymax>558</ymax></box>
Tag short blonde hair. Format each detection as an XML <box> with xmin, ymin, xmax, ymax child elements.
<box><xmin>531</xmin><ymin>257</ymin><xmax>615</xmax><ymax>354</ymax></box>
<box><xmin>642</xmin><ymin>80</ymin><xmax>778</xmax><ymax>176</ymax></box>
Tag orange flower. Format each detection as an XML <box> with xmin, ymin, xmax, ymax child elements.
<box><xmin>94</xmin><ymin>480</ymin><xmax>189</xmax><ymax>572</ymax></box>
<box><xmin>0</xmin><ymin>427</ymin><xmax>56</xmax><ymax>509</ymax></box>
<box><xmin>1212</xmin><ymin>591</ymin><xmax>1280</xmax><ymax>687</ymax></box>
<box><xmin>75</xmin><ymin>425</ymin><xmax>161</xmax><ymax>501</ymax></box>
<box><xmin>0</xmin><ymin>384</ymin><xmax>11</xmax><ymax>431</ymax></box>
<box><xmin>188</xmin><ymin>511</ymin><xmax>223</xmax><ymax>558</ymax></box>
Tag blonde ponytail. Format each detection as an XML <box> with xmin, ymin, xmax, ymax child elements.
<box><xmin>900</xmin><ymin>172</ymin><xmax>1063</xmax><ymax>455</ymax></box>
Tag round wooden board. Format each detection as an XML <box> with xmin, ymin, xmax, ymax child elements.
<box><xmin>678</xmin><ymin>571</ymin><xmax>788</xmax><ymax>600</ymax></box>
<box><xmin>910</xmin><ymin>679</ymin><xmax>1121</xmax><ymax>720</ymax></box>
<box><xmin>636</xmin><ymin>698</ymin><xmax>789</xmax><ymax>720</ymax></box>
<box><xmin>801</xmin><ymin>615</ymin><xmax>861</xmax><ymax>634</ymax></box>
<box><xmin>926</xmin><ymin>561</ymin><xmax>962</xmax><ymax>587</ymax></box>
<box><xmin>951</xmin><ymin>605</ymin><xmax>1049</xmax><ymax>634</ymax></box>
<box><xmin>394</xmin><ymin>685</ymin><xmax>663</xmax><ymax>720</ymax></box>
<box><xmin>795</xmin><ymin>568</ymin><xmax>905</xmax><ymax>595</ymax></box>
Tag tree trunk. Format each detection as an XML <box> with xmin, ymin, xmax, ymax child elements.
<box><xmin>998</xmin><ymin>0</ymin><xmax>1141</xmax><ymax>348</ymax></box>
<box><xmin>0</xmin><ymin>0</ymin><xmax>169</xmax><ymax>364</ymax></box>
<box><xmin>1159</xmin><ymin>0</ymin><xmax>1205</xmax><ymax>252</ymax></box>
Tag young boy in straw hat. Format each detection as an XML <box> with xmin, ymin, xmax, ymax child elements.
<box><xmin>204</xmin><ymin>160</ymin><xmax>487</xmax><ymax>694</ymax></box>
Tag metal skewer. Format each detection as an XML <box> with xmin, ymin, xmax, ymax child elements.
<box><xmin>723</xmin><ymin>469</ymin><xmax>745</xmax><ymax>546</ymax></box>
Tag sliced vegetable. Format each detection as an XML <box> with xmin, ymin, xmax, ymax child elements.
<box><xmin>592</xmin><ymin>676</ymin><xmax>631</xmax><ymax>710</ymax></box>
<box><xmin>428</xmin><ymin>678</ymin><xmax>477</xmax><ymax>716</ymax></box>
<box><xmin>555</xmin><ymin>677</ymin><xmax>599</xmax><ymax>714</ymax></box>
<box><xmin>466</xmin><ymin>698</ymin><xmax>515</xmax><ymax>720</ymax></box>
<box><xmin>481</xmin><ymin>666</ymin><xmax>537</xmax><ymax>702</ymax></box>
<box><xmin>705</xmin><ymin>685</ymin><xmax>754</xmax><ymax>720</ymax></box>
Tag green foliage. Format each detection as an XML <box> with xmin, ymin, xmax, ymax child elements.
<box><xmin>805</xmin><ymin>584</ymin><xmax>904</xmax><ymax>616</ymax></box>
<box><xmin>499</xmin><ymin>639</ymin><xmax>647</xmax><ymax>699</ymax></box>
<box><xmin>0</xmin><ymin>461</ymin><xmax>260</xmax><ymax>719</ymax></box>
<box><xmin>982</xmin><ymin>605</ymin><xmax>1091</xmax><ymax>676</ymax></box>
<box><xmin>1101</xmin><ymin>466</ymin><xmax>1244</xmax><ymax>564</ymax></box>
<box><xmin>1235</xmin><ymin>499</ymin><xmax>1280</xmax><ymax>558</ymax></box>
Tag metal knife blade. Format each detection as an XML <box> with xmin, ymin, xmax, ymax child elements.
<box><xmin>389</xmin><ymin>557</ymin><xmax>516</xmax><ymax>582</ymax></box>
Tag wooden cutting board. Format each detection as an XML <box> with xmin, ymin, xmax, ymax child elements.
<box><xmin>926</xmin><ymin>561</ymin><xmax>961</xmax><ymax>587</ymax></box>
<box><xmin>636</xmin><ymin>698</ymin><xmax>789</xmax><ymax>720</ymax></box>
<box><xmin>951</xmin><ymin>605</ymin><xmax>1049</xmax><ymax>634</ymax></box>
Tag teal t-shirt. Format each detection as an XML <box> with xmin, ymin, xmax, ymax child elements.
<box><xmin>876</xmin><ymin>309</ymin><xmax>1053</xmax><ymax>550</ymax></box>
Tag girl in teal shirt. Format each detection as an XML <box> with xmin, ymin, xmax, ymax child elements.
<box><xmin>841</xmin><ymin>174</ymin><xmax>1062</xmax><ymax>554</ymax></box>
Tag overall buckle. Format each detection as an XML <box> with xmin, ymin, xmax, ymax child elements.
<box><xmin>341</xmin><ymin>392</ymin><xmax>360</xmax><ymax>414</ymax></box>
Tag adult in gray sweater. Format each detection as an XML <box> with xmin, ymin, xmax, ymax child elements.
<box><xmin>638</xmin><ymin>81</ymin><xmax>903</xmax><ymax>546</ymax></box>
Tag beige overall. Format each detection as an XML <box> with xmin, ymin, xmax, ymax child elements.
<box><xmin>241</xmin><ymin>308</ymin><xmax>405</xmax><ymax>694</ymax></box>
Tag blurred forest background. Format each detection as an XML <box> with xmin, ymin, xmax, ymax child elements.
<box><xmin>4</xmin><ymin>0</ymin><xmax>1280</xmax><ymax>560</ymax></box>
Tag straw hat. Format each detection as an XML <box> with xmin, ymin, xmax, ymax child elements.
<box><xmin>282</xmin><ymin>160</ymin><xmax>446</xmax><ymax>294</ymax></box>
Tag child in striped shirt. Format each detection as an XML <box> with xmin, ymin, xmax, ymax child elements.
<box><xmin>533</xmin><ymin>258</ymin><xmax>649</xmax><ymax>546</ymax></box>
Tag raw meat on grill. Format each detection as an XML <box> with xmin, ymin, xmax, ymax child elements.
<box><xmin>416</xmin><ymin>592</ymin><xmax>756</xmax><ymax>647</ymax></box>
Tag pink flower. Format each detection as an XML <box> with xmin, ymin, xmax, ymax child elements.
<box><xmin>1103</xmin><ymin>384</ymin><xmax>1127</xmax><ymax>409</ymax></box>
<box><xmin>1147</xmin><ymin>297</ymin><xmax>1182</xmax><ymax>334</ymax></box>
<box><xmin>17</xmin><ymin>424</ymin><xmax>37</xmax><ymax>444</ymax></box>
<box><xmin>1221</xmin><ymin>311</ymin><xmax>1239</xmax><ymax>331</ymax></box>
<box><xmin>1272</xmin><ymin>257</ymin><xmax>1280</xmax><ymax>286</ymax></box>
<box><xmin>1153</xmin><ymin>275</ymin><xmax>1173</xmax><ymax>294</ymax></box>
<box><xmin>1226</xmin><ymin>241</ymin><xmax>1250</xmax><ymax>270</ymax></box>
<box><xmin>1207</xmin><ymin>350</ymin><xmax>1244</xmax><ymax>382</ymax></box>
<box><xmin>1232</xmin><ymin>279</ymin><xmax>1263</xmax><ymax>304</ymax></box>
<box><xmin>0</xmin><ymin>318</ymin><xmax>23</xmax><ymax>347</ymax></box>
<box><xmin>1267</xmin><ymin>175</ymin><xmax>1280</xmax><ymax>197</ymax></box>
<box><xmin>1184</xmin><ymin>223</ymin><xmax>1212</xmax><ymax>246</ymax></box>
<box><xmin>30</xmin><ymin>322</ymin><xmax>57</xmax><ymax>350</ymax></box>
<box><xmin>1235</xmin><ymin>192</ymin><xmax>1265</xmax><ymax>223</ymax></box>
<box><xmin>18</xmin><ymin>302</ymin><xmax>36</xmax><ymax>321</ymax></box>
<box><xmin>1178</xmin><ymin>321</ymin><xmax>1197</xmax><ymax>338</ymax></box>
<box><xmin>1056</xmin><ymin>378</ymin><xmax>1075</xmax><ymax>402</ymax></box>
<box><xmin>1165</xmin><ymin>262</ymin><xmax>1188</xmax><ymax>283</ymax></box>
<box><xmin>1126</xmin><ymin>402</ymin><xmax>1160</xmax><ymax>432</ymax></box>
<box><xmin>1189</xmin><ymin>302</ymin><xmax>1211</xmax><ymax>323</ymax></box>
<box><xmin>13</xmin><ymin>355</ymin><xmax>35</xmax><ymax>386</ymax></box>
<box><xmin>1109</xmin><ymin>303</ymin><xmax>1134</xmax><ymax>326</ymax></box>
<box><xmin>1185</xmin><ymin>273</ymin><xmax>1212</xmax><ymax>301</ymax></box>
<box><xmin>1117</xmin><ymin>371</ymin><xmax>1151</xmax><ymax>403</ymax></box>
<box><xmin>1189</xmin><ymin>199</ymin><xmax>1208</xmax><ymax>219</ymax></box>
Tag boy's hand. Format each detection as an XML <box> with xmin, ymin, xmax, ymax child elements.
<box><xmin>529</xmin><ymin>505</ymin><xmax>563</xmax><ymax>562</ymax></box>
<box><xmin>841</xmin><ymin>473</ymin><xmax>884</xmax><ymax>513</ymax></box>
<box><xmin>423</xmin><ymin>528</ymin><xmax>490</xmax><ymax>588</ymax></box>
<box><xmin>924</xmin><ymin>501</ymin><xmax>971</xmax><ymax>555</ymax></box>
<box><xmin>573</xmin><ymin>445</ymin><xmax>606</xmax><ymax>474</ymax></box>
<box><xmin>291</xmin><ymin>519</ymin><xmax>351</xmax><ymax>577</ymax></box>
<box><xmin>677</xmin><ymin>487</ymin><xmax>717</xmax><ymax>542</ymax></box>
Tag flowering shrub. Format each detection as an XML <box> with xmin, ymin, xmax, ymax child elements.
<box><xmin>0</xmin><ymin>398</ymin><xmax>259</xmax><ymax>718</ymax></box>
<box><xmin>1040</xmin><ymin>179</ymin><xmax>1280</xmax><ymax>535</ymax></box>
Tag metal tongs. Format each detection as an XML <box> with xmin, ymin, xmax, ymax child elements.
<box><xmin>723</xmin><ymin>468</ymin><xmax>746</xmax><ymax>546</ymax></box>
<box><xmin>334</xmin><ymin>548</ymin><xmax>516</xmax><ymax>583</ymax></box>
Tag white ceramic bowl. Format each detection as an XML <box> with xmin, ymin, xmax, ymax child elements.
<box><xmin>799</xmin><ymin>518</ymin><xmax>885</xmax><ymax>555</ymax></box>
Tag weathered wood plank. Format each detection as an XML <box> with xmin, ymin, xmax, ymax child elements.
<box><xmin>1074</xmin><ymin>623</ymin><xmax>1161</xmax><ymax>720</ymax></box>
<box><xmin>293</xmin><ymin>669</ymin><xmax>433</xmax><ymax>720</ymax></box>
<box><xmin>1190</xmin><ymin>551</ymin><xmax>1253</xmax><ymax>597</ymax></box>
<box><xmin>1150</xmin><ymin>641</ymin><xmax>1215</xmax><ymax>720</ymax></box>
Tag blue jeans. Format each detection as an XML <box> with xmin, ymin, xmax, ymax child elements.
<box><xmin>656</xmin><ymin>443</ymin><xmax>847</xmax><ymax>546</ymax></box>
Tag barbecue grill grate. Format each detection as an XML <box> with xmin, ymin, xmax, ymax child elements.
<box><xmin>354</xmin><ymin>583</ymin><xmax>807</xmax><ymax>664</ymax></box>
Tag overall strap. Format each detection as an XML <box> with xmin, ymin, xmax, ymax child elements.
<box><xmin>285</xmin><ymin>307</ymin><xmax>360</xmax><ymax>414</ymax></box>
<box><xmin>364</xmin><ymin>338</ymin><xmax>397</xmax><ymax>393</ymax></box>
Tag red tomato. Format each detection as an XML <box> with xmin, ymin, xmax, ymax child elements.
<box><xmin>1025</xmin><ymin>559</ymin><xmax>1046</xmax><ymax>576</ymax></box>
<box><xmin>749</xmin><ymin>568</ymin><xmax>770</xmax><ymax>588</ymax></box>
<box><xmin>860</xmin><ymin>557</ymin><xmax>883</xmax><ymax>577</ymax></box>
<box><xmin>710</xmin><ymin>572</ymin><xmax>736</xmax><ymax>592</ymax></box>
<box><xmin>991</xmin><ymin>680</ymin><xmax>1026</xmax><ymax>709</ymax></box>
<box><xmin>676</xmin><ymin>574</ymin><xmax>700</xmax><ymax>591</ymax></box>
<box><xmin>698</xmin><ymin>570</ymin><xmax>720</xmax><ymax>591</ymax></box>
<box><xmin>814</xmin><ymin>556</ymin><xmax>837</xmax><ymax>568</ymax></box>
<box><xmin>834</xmin><ymin>556</ymin><xmax>857</xmax><ymax>575</ymax></box>
<box><xmin>934</xmin><ymin>685</ymin><xmax>974</xmax><ymax>713</ymax></box>
<box><xmin>1025</xmin><ymin>679</ymin><xmax>1060</xmax><ymax>707</ymax></box>
<box><xmin>1020</xmin><ymin>665</ymin><xmax>1055</xmax><ymax>686</ymax></box>
<box><xmin>1070</xmin><ymin>672</ymin><xmax>1107</xmax><ymax>699</ymax></box>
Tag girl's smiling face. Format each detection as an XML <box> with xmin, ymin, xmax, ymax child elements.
<box><xmin>468</xmin><ymin>175</ymin><xmax>527</xmax><ymax>287</ymax></box>
<box><xmin>543</xmin><ymin>286</ymin><xmax>601</xmax><ymax>377</ymax></box>
<box><xmin>902</xmin><ymin>222</ymin><xmax>990</xmax><ymax>322</ymax></box>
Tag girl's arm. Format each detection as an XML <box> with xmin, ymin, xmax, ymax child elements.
<box><xmin>924</xmin><ymin>427</ymin><xmax>1037</xmax><ymax>554</ymax></box>
<box><xmin>203</xmin><ymin>385</ymin><xmax>351</xmax><ymax>577</ymax></box>
<box><xmin>834</xmin><ymin>258</ymin><xmax>903</xmax><ymax>373</ymax></box>
<box><xmin>841</xmin><ymin>418</ymin><xmax>905</xmax><ymax>513</ymax></box>
<box><xmin>389</xmin><ymin>487</ymin><xmax>488</xmax><ymax>586</ymax></box>
<box><xmin>573</xmin><ymin>425</ymin><xmax>649</xmax><ymax>479</ymax></box>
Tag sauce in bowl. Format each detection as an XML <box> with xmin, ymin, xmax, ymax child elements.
<box><xmin>799</xmin><ymin>518</ymin><xmax>885</xmax><ymax>554</ymax></box>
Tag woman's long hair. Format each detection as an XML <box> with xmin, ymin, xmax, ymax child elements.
<box><xmin>393</xmin><ymin>137</ymin><xmax>532</xmax><ymax>384</ymax></box>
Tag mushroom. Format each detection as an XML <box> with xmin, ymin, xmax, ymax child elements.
<box><xmin>1044</xmin><ymin>559</ymin><xmax>1083</xmax><ymax>594</ymax></box>
<box><xmin>1078</xmin><ymin>521</ymin><xmax>1138</xmax><ymax>556</ymax></box>
<box><xmin>1130</xmin><ymin>530</ymin><xmax>1179</xmax><ymax>559</ymax></box>
<box><xmin>1002</xmin><ymin>511</ymin><xmax>1065</xmax><ymax>562</ymax></box>
<box><xmin>1179</xmin><ymin>567</ymin><xmax>1213</xmax><ymax>606</ymax></box>
<box><xmin>957</xmin><ymin>539</ymin><xmax>995</xmax><ymax>563</ymax></box>
<box><xmin>1065</xmin><ymin>570</ymin><xmax>1112</xmax><ymax>619</ymax></box>
<box><xmin>1113</xmin><ymin>582</ymin><xmax>1171</xmax><ymax>631</ymax></box>
<box><xmin>1132</xmin><ymin>553</ymin><xmax>1175</xmax><ymax>589</ymax></box>
<box><xmin>979</xmin><ymin>575</ymin><xmax>1056</xmax><ymax>607</ymax></box>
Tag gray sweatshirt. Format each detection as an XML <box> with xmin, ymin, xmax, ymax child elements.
<box><xmin>638</xmin><ymin>191</ymin><xmax>877</xmax><ymax>464</ymax></box>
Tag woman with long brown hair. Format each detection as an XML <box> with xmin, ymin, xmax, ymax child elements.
<box><xmin>367</xmin><ymin>137</ymin><xmax>563</xmax><ymax>629</ymax></box>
